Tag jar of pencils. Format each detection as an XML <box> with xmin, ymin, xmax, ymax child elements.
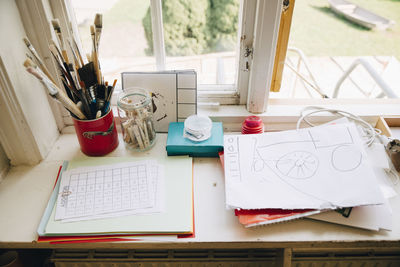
<box><xmin>117</xmin><ymin>88</ymin><xmax>156</xmax><ymax>151</ymax></box>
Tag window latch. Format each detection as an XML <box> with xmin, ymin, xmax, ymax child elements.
<box><xmin>243</xmin><ymin>46</ymin><xmax>253</xmax><ymax>72</ymax></box>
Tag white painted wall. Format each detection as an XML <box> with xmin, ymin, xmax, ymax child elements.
<box><xmin>0</xmin><ymin>0</ymin><xmax>59</xmax><ymax>163</ymax></box>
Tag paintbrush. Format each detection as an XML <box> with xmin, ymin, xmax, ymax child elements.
<box><xmin>23</xmin><ymin>37</ymin><xmax>57</xmax><ymax>85</ymax></box>
<box><xmin>90</xmin><ymin>25</ymin><xmax>102</xmax><ymax>84</ymax></box>
<box><xmin>49</xmin><ymin>44</ymin><xmax>79</xmax><ymax>96</ymax></box>
<box><xmin>48</xmin><ymin>43</ymin><xmax>66</xmax><ymax>71</ymax></box>
<box><xmin>78</xmin><ymin>62</ymin><xmax>97</xmax><ymax>89</ymax></box>
<box><xmin>86</xmin><ymin>53</ymin><xmax>92</xmax><ymax>63</ymax></box>
<box><xmin>106</xmin><ymin>79</ymin><xmax>117</xmax><ymax>103</ymax></box>
<box><xmin>94</xmin><ymin>13</ymin><xmax>103</xmax><ymax>51</ymax></box>
<box><xmin>67</xmin><ymin>39</ymin><xmax>81</xmax><ymax>69</ymax></box>
<box><xmin>51</xmin><ymin>19</ymin><xmax>69</xmax><ymax>64</ymax></box>
<box><xmin>50</xmin><ymin>40</ymin><xmax>65</xmax><ymax>63</ymax></box>
<box><xmin>48</xmin><ymin>44</ymin><xmax>78</xmax><ymax>102</ymax></box>
<box><xmin>73</xmin><ymin>38</ymin><xmax>85</xmax><ymax>66</ymax></box>
<box><xmin>24</xmin><ymin>59</ymin><xmax>86</xmax><ymax>120</ymax></box>
<box><xmin>103</xmin><ymin>79</ymin><xmax>117</xmax><ymax>113</ymax></box>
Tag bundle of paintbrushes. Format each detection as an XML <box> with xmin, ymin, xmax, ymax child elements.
<box><xmin>23</xmin><ymin>13</ymin><xmax>116</xmax><ymax>120</ymax></box>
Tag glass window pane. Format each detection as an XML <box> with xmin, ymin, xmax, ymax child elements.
<box><xmin>271</xmin><ymin>0</ymin><xmax>400</xmax><ymax>99</ymax></box>
<box><xmin>70</xmin><ymin>0</ymin><xmax>157</xmax><ymax>86</ymax></box>
<box><xmin>155</xmin><ymin>0</ymin><xmax>240</xmax><ymax>86</ymax></box>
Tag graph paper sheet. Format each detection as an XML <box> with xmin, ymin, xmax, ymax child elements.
<box><xmin>55</xmin><ymin>160</ymin><xmax>158</xmax><ymax>221</ymax></box>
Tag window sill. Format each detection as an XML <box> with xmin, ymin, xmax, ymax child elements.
<box><xmin>200</xmin><ymin>98</ymin><xmax>400</xmax><ymax>132</ymax></box>
<box><xmin>62</xmin><ymin>98</ymin><xmax>399</xmax><ymax>134</ymax></box>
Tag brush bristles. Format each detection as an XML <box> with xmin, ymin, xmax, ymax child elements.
<box><xmin>48</xmin><ymin>44</ymin><xmax>61</xmax><ymax>61</ymax></box>
<box><xmin>94</xmin><ymin>14</ymin><xmax>102</xmax><ymax>28</ymax></box>
<box><xmin>49</xmin><ymin>43</ymin><xmax>57</xmax><ymax>53</ymax></box>
<box><xmin>26</xmin><ymin>67</ymin><xmax>42</xmax><ymax>80</ymax></box>
<box><xmin>23</xmin><ymin>58</ymin><xmax>36</xmax><ymax>68</ymax></box>
<box><xmin>23</xmin><ymin>37</ymin><xmax>31</xmax><ymax>47</ymax></box>
<box><xmin>90</xmin><ymin>25</ymin><xmax>95</xmax><ymax>35</ymax></box>
<box><xmin>51</xmin><ymin>19</ymin><xmax>61</xmax><ymax>32</ymax></box>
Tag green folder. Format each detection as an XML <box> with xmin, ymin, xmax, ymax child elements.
<box><xmin>38</xmin><ymin>156</ymin><xmax>193</xmax><ymax>236</ymax></box>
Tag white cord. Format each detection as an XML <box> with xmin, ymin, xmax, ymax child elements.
<box><xmin>296</xmin><ymin>106</ymin><xmax>379</xmax><ymax>146</ymax></box>
<box><xmin>297</xmin><ymin>106</ymin><xmax>400</xmax><ymax>186</ymax></box>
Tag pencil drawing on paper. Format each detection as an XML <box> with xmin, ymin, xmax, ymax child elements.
<box><xmin>251</xmin><ymin>137</ymin><xmax>319</xmax><ymax>180</ymax></box>
<box><xmin>276</xmin><ymin>151</ymin><xmax>319</xmax><ymax>179</ymax></box>
<box><xmin>151</xmin><ymin>92</ymin><xmax>168</xmax><ymax>122</ymax></box>
<box><xmin>250</xmin><ymin>126</ymin><xmax>362</xmax><ymax>181</ymax></box>
<box><xmin>331</xmin><ymin>144</ymin><xmax>362</xmax><ymax>171</ymax></box>
<box><xmin>224</xmin><ymin>124</ymin><xmax>385</xmax><ymax>210</ymax></box>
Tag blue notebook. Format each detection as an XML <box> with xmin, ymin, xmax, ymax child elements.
<box><xmin>166</xmin><ymin>122</ymin><xmax>224</xmax><ymax>157</ymax></box>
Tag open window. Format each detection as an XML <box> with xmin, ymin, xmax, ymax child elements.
<box><xmin>270</xmin><ymin>0</ymin><xmax>400</xmax><ymax>101</ymax></box>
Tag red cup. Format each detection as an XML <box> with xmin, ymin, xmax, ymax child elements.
<box><xmin>72</xmin><ymin>109</ymin><xmax>119</xmax><ymax>156</ymax></box>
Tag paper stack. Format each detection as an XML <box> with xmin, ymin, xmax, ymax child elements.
<box><xmin>38</xmin><ymin>156</ymin><xmax>194</xmax><ymax>243</ymax></box>
<box><xmin>223</xmin><ymin>123</ymin><xmax>395</xmax><ymax>230</ymax></box>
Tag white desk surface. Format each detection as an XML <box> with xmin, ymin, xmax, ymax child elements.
<box><xmin>0</xmin><ymin>133</ymin><xmax>400</xmax><ymax>249</ymax></box>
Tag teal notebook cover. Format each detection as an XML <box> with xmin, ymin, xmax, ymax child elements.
<box><xmin>166</xmin><ymin>122</ymin><xmax>223</xmax><ymax>157</ymax></box>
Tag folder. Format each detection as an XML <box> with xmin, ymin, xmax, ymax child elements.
<box><xmin>38</xmin><ymin>156</ymin><xmax>194</xmax><ymax>238</ymax></box>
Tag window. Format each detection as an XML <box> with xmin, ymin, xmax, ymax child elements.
<box><xmin>70</xmin><ymin>0</ymin><xmax>242</xmax><ymax>95</ymax></box>
<box><xmin>270</xmin><ymin>0</ymin><xmax>400</xmax><ymax>101</ymax></box>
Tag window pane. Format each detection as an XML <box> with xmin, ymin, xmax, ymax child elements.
<box><xmin>271</xmin><ymin>0</ymin><xmax>400</xmax><ymax>99</ymax></box>
<box><xmin>70</xmin><ymin>0</ymin><xmax>157</xmax><ymax>86</ymax></box>
<box><xmin>154</xmin><ymin>0</ymin><xmax>240</xmax><ymax>86</ymax></box>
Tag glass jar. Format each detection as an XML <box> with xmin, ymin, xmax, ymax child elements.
<box><xmin>117</xmin><ymin>88</ymin><xmax>156</xmax><ymax>151</ymax></box>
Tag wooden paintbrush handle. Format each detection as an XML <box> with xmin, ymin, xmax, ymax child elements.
<box><xmin>56</xmin><ymin>90</ymin><xmax>87</xmax><ymax>120</ymax></box>
<box><xmin>62</xmin><ymin>50</ymin><xmax>70</xmax><ymax>65</ymax></box>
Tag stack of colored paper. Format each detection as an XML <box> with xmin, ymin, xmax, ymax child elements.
<box><xmin>37</xmin><ymin>156</ymin><xmax>194</xmax><ymax>243</ymax></box>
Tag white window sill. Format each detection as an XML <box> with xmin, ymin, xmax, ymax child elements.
<box><xmin>63</xmin><ymin>98</ymin><xmax>399</xmax><ymax>134</ymax></box>
<box><xmin>199</xmin><ymin>99</ymin><xmax>400</xmax><ymax>132</ymax></box>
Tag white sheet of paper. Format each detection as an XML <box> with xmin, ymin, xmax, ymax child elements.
<box><xmin>55</xmin><ymin>160</ymin><xmax>161</xmax><ymax>221</ymax></box>
<box><xmin>308</xmin><ymin>201</ymin><xmax>392</xmax><ymax>231</ymax></box>
<box><xmin>365</xmin><ymin>143</ymin><xmax>398</xmax><ymax>199</ymax></box>
<box><xmin>224</xmin><ymin>123</ymin><xmax>385</xmax><ymax>210</ymax></box>
<box><xmin>59</xmin><ymin>162</ymin><xmax>166</xmax><ymax>222</ymax></box>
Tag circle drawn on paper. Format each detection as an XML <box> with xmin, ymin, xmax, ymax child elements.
<box><xmin>331</xmin><ymin>145</ymin><xmax>362</xmax><ymax>172</ymax></box>
<box><xmin>252</xmin><ymin>159</ymin><xmax>265</xmax><ymax>172</ymax></box>
<box><xmin>276</xmin><ymin>151</ymin><xmax>318</xmax><ymax>179</ymax></box>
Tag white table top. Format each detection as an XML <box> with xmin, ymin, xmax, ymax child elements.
<box><xmin>0</xmin><ymin>133</ymin><xmax>399</xmax><ymax>249</ymax></box>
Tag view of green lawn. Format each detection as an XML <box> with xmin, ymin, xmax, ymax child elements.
<box><xmin>289</xmin><ymin>0</ymin><xmax>400</xmax><ymax>60</ymax></box>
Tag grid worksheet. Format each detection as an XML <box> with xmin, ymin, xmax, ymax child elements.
<box><xmin>55</xmin><ymin>161</ymin><xmax>155</xmax><ymax>221</ymax></box>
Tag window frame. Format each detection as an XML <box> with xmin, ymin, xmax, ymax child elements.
<box><xmin>139</xmin><ymin>0</ymin><xmax>281</xmax><ymax>108</ymax></box>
